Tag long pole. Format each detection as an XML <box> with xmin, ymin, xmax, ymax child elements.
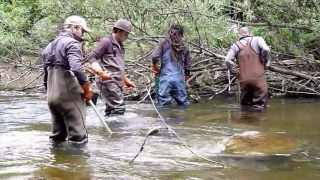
<box><xmin>88</xmin><ymin>100</ymin><xmax>113</xmax><ymax>134</ymax></box>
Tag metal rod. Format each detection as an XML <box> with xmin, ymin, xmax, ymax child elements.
<box><xmin>88</xmin><ymin>100</ymin><xmax>113</xmax><ymax>134</ymax></box>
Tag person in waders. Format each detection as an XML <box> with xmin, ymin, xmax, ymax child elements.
<box><xmin>225</xmin><ymin>27</ymin><xmax>271</xmax><ymax>111</ymax></box>
<box><xmin>151</xmin><ymin>24</ymin><xmax>192</xmax><ymax>107</ymax></box>
<box><xmin>42</xmin><ymin>16</ymin><xmax>93</xmax><ymax>145</ymax></box>
<box><xmin>86</xmin><ymin>19</ymin><xmax>135</xmax><ymax>116</ymax></box>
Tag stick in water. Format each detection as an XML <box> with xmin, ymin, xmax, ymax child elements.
<box><xmin>88</xmin><ymin>100</ymin><xmax>113</xmax><ymax>134</ymax></box>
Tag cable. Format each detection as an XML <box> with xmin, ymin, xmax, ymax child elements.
<box><xmin>129</xmin><ymin>127</ymin><xmax>160</xmax><ymax>164</ymax></box>
<box><xmin>131</xmin><ymin>71</ymin><xmax>225</xmax><ymax>168</ymax></box>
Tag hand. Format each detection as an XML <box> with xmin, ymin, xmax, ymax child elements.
<box><xmin>87</xmin><ymin>62</ymin><xmax>111</xmax><ymax>80</ymax></box>
<box><xmin>97</xmin><ymin>70</ymin><xmax>112</xmax><ymax>81</ymax></box>
<box><xmin>81</xmin><ymin>81</ymin><xmax>93</xmax><ymax>103</ymax></box>
<box><xmin>185</xmin><ymin>75</ymin><xmax>191</xmax><ymax>88</ymax></box>
<box><xmin>151</xmin><ymin>64</ymin><xmax>160</xmax><ymax>76</ymax></box>
<box><xmin>124</xmin><ymin>77</ymin><xmax>136</xmax><ymax>90</ymax></box>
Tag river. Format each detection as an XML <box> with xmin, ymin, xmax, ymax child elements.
<box><xmin>0</xmin><ymin>92</ymin><xmax>319</xmax><ymax>180</ymax></box>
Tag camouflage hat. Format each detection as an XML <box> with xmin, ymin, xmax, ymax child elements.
<box><xmin>64</xmin><ymin>15</ymin><xmax>91</xmax><ymax>32</ymax></box>
<box><xmin>113</xmin><ymin>19</ymin><xmax>132</xmax><ymax>33</ymax></box>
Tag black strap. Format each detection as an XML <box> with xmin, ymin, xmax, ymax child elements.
<box><xmin>45</xmin><ymin>37</ymin><xmax>63</xmax><ymax>66</ymax></box>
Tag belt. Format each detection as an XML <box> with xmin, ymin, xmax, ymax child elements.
<box><xmin>46</xmin><ymin>64</ymin><xmax>69</xmax><ymax>70</ymax></box>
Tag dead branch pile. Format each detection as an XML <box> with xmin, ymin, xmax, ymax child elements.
<box><xmin>2</xmin><ymin>36</ymin><xmax>320</xmax><ymax>101</ymax></box>
<box><xmin>124</xmin><ymin>37</ymin><xmax>320</xmax><ymax>101</ymax></box>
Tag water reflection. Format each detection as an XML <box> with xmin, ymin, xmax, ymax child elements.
<box><xmin>33</xmin><ymin>143</ymin><xmax>91</xmax><ymax>180</ymax></box>
<box><xmin>227</xmin><ymin>110</ymin><xmax>267</xmax><ymax>126</ymax></box>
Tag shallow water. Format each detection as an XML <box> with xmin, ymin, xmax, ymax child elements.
<box><xmin>0</xmin><ymin>92</ymin><xmax>320</xmax><ymax>180</ymax></box>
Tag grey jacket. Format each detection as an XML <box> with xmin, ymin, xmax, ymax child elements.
<box><xmin>42</xmin><ymin>31</ymin><xmax>87</xmax><ymax>87</ymax></box>
<box><xmin>225</xmin><ymin>36</ymin><xmax>271</xmax><ymax>69</ymax></box>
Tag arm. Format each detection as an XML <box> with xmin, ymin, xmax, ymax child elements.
<box><xmin>257</xmin><ymin>37</ymin><xmax>271</xmax><ymax>67</ymax></box>
<box><xmin>151</xmin><ymin>41</ymin><xmax>163</xmax><ymax>65</ymax></box>
<box><xmin>151</xmin><ymin>40</ymin><xmax>165</xmax><ymax>75</ymax></box>
<box><xmin>66</xmin><ymin>40</ymin><xmax>88</xmax><ymax>85</ymax></box>
<box><xmin>85</xmin><ymin>39</ymin><xmax>112</xmax><ymax>80</ymax></box>
<box><xmin>66</xmin><ymin>40</ymin><xmax>92</xmax><ymax>102</ymax></box>
<box><xmin>41</xmin><ymin>45</ymin><xmax>51</xmax><ymax>90</ymax></box>
<box><xmin>124</xmin><ymin>75</ymin><xmax>136</xmax><ymax>89</ymax></box>
<box><xmin>225</xmin><ymin>44</ymin><xmax>238</xmax><ymax>71</ymax></box>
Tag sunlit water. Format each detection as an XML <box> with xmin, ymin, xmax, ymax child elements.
<box><xmin>0</xmin><ymin>91</ymin><xmax>320</xmax><ymax>180</ymax></box>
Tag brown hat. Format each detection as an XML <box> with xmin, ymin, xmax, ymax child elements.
<box><xmin>113</xmin><ymin>19</ymin><xmax>132</xmax><ymax>33</ymax></box>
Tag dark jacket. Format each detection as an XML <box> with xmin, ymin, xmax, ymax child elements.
<box><xmin>42</xmin><ymin>31</ymin><xmax>87</xmax><ymax>87</ymax></box>
<box><xmin>90</xmin><ymin>35</ymin><xmax>125</xmax><ymax>82</ymax></box>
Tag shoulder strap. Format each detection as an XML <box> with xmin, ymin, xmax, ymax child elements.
<box><xmin>235</xmin><ymin>41</ymin><xmax>242</xmax><ymax>50</ymax></box>
<box><xmin>248</xmin><ymin>37</ymin><xmax>259</xmax><ymax>55</ymax></box>
<box><xmin>45</xmin><ymin>38</ymin><xmax>61</xmax><ymax>65</ymax></box>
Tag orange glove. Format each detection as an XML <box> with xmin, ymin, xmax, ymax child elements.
<box><xmin>86</xmin><ymin>63</ymin><xmax>112</xmax><ymax>81</ymax></box>
<box><xmin>97</xmin><ymin>70</ymin><xmax>112</xmax><ymax>81</ymax></box>
<box><xmin>81</xmin><ymin>81</ymin><xmax>93</xmax><ymax>103</ymax></box>
<box><xmin>151</xmin><ymin>64</ymin><xmax>160</xmax><ymax>76</ymax></box>
<box><xmin>124</xmin><ymin>77</ymin><xmax>136</xmax><ymax>90</ymax></box>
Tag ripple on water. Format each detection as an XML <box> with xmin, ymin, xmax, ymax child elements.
<box><xmin>1</xmin><ymin>98</ymin><xmax>320</xmax><ymax>179</ymax></box>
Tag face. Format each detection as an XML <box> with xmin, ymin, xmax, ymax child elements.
<box><xmin>117</xmin><ymin>31</ymin><xmax>129</xmax><ymax>42</ymax></box>
<box><xmin>169</xmin><ymin>29</ymin><xmax>184</xmax><ymax>52</ymax></box>
<box><xmin>71</xmin><ymin>26</ymin><xmax>84</xmax><ymax>38</ymax></box>
<box><xmin>169</xmin><ymin>29</ymin><xmax>183</xmax><ymax>44</ymax></box>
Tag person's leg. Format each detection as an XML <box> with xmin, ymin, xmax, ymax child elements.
<box><xmin>240</xmin><ymin>82</ymin><xmax>256</xmax><ymax>111</ymax></box>
<box><xmin>157</xmin><ymin>76</ymin><xmax>173</xmax><ymax>106</ymax></box>
<box><xmin>48</xmin><ymin>104</ymin><xmax>67</xmax><ymax>142</ymax></box>
<box><xmin>99</xmin><ymin>81</ymin><xmax>125</xmax><ymax>116</ymax></box>
<box><xmin>61</xmin><ymin>69</ymin><xmax>88</xmax><ymax>145</ymax></box>
<box><xmin>171</xmin><ymin>76</ymin><xmax>189</xmax><ymax>106</ymax></box>
<box><xmin>63</xmin><ymin>101</ymin><xmax>88</xmax><ymax>144</ymax></box>
<box><xmin>240</xmin><ymin>82</ymin><xmax>253</xmax><ymax>106</ymax></box>
<box><xmin>47</xmin><ymin>67</ymin><xmax>67</xmax><ymax>143</ymax></box>
<box><xmin>252</xmin><ymin>79</ymin><xmax>268</xmax><ymax>110</ymax></box>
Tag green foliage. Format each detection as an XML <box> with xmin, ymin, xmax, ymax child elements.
<box><xmin>0</xmin><ymin>0</ymin><xmax>319</xmax><ymax>61</ymax></box>
<box><xmin>234</xmin><ymin>0</ymin><xmax>320</xmax><ymax>56</ymax></box>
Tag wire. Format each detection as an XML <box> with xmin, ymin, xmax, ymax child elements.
<box><xmin>131</xmin><ymin>71</ymin><xmax>225</xmax><ymax>168</ymax></box>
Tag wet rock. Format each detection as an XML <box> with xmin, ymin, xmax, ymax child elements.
<box><xmin>225</xmin><ymin>131</ymin><xmax>300</xmax><ymax>156</ymax></box>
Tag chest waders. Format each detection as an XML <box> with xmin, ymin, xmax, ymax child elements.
<box><xmin>236</xmin><ymin>38</ymin><xmax>268</xmax><ymax>111</ymax></box>
<box><xmin>47</xmin><ymin>66</ymin><xmax>88</xmax><ymax>144</ymax></box>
